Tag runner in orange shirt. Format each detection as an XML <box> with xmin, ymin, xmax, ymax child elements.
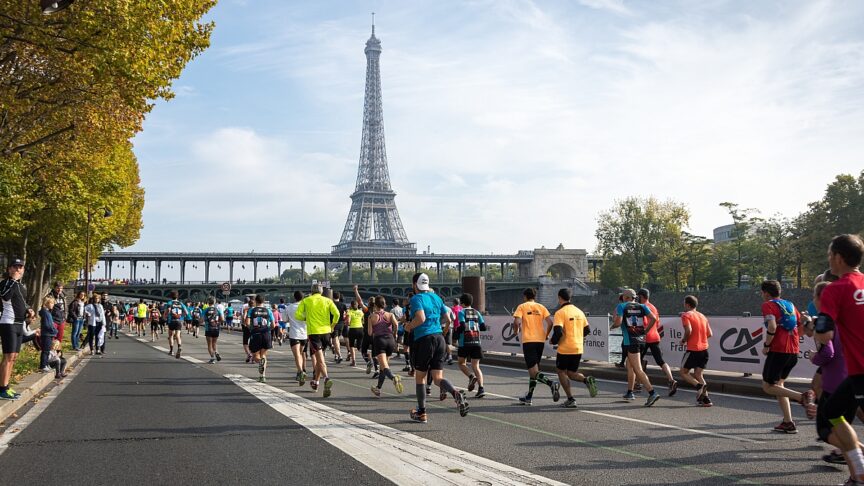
<box><xmin>513</xmin><ymin>288</ymin><xmax>559</xmax><ymax>405</ymax></box>
<box><xmin>679</xmin><ymin>295</ymin><xmax>713</xmax><ymax>407</ymax></box>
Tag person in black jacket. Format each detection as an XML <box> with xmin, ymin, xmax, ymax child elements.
<box><xmin>47</xmin><ymin>282</ymin><xmax>67</xmax><ymax>342</ymax></box>
<box><xmin>0</xmin><ymin>258</ymin><xmax>30</xmax><ymax>400</ymax></box>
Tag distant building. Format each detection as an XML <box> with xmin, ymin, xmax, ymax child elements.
<box><xmin>713</xmin><ymin>224</ymin><xmax>737</xmax><ymax>244</ymax></box>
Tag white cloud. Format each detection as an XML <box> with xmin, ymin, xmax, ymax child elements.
<box><xmin>129</xmin><ymin>0</ymin><xmax>864</xmax><ymax>257</ymax></box>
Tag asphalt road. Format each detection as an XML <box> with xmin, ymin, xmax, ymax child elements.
<box><xmin>0</xmin><ymin>327</ymin><xmax>856</xmax><ymax>486</ymax></box>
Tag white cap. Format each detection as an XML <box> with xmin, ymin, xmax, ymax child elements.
<box><xmin>415</xmin><ymin>273</ymin><xmax>431</xmax><ymax>291</ymax></box>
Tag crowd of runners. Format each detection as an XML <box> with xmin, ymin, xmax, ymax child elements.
<box><xmin>1</xmin><ymin>234</ymin><xmax>863</xmax><ymax>483</ymax></box>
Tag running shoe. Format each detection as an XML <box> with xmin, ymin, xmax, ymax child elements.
<box><xmin>258</xmin><ymin>376</ymin><xmax>266</xmax><ymax>383</ymax></box>
<box><xmin>310</xmin><ymin>380</ymin><xmax>319</xmax><ymax>392</ymax></box>
<box><xmin>622</xmin><ymin>391</ymin><xmax>636</xmax><ymax>401</ymax></box>
<box><xmin>426</xmin><ymin>387</ymin><xmax>432</xmax><ymax>396</ymax></box>
<box><xmin>467</xmin><ymin>375</ymin><xmax>478</xmax><ymax>392</ymax></box>
<box><xmin>440</xmin><ymin>388</ymin><xmax>448</xmax><ymax>401</ymax></box>
<box><xmin>634</xmin><ymin>383</ymin><xmax>643</xmax><ymax>393</ymax></box>
<box><xmin>823</xmin><ymin>451</ymin><xmax>846</xmax><ymax>465</ymax></box>
<box><xmin>175</xmin><ymin>346</ymin><xmax>181</xmax><ymax>359</ymax></box>
<box><xmin>518</xmin><ymin>394</ymin><xmax>533</xmax><ymax>406</ymax></box>
<box><xmin>245</xmin><ymin>355</ymin><xmax>252</xmax><ymax>363</ymax></box>
<box><xmin>410</xmin><ymin>408</ymin><xmax>428</xmax><ymax>423</ymax></box>
<box><xmin>447</xmin><ymin>358</ymin><xmax>454</xmax><ymax>366</ymax></box>
<box><xmin>801</xmin><ymin>389</ymin><xmax>817</xmax><ymax>420</ymax></box>
<box><xmin>323</xmin><ymin>378</ymin><xmax>333</xmax><ymax>398</ymax></box>
<box><xmin>668</xmin><ymin>380</ymin><xmax>679</xmax><ymax>397</ymax></box>
<box><xmin>393</xmin><ymin>375</ymin><xmax>403</xmax><ymax>394</ymax></box>
<box><xmin>402</xmin><ymin>365</ymin><xmax>411</xmax><ymax>372</ymax></box>
<box><xmin>645</xmin><ymin>390</ymin><xmax>660</xmax><ymax>407</ymax></box>
<box><xmin>699</xmin><ymin>395</ymin><xmax>713</xmax><ymax>407</ymax></box>
<box><xmin>772</xmin><ymin>421</ymin><xmax>798</xmax><ymax>434</ymax></box>
<box><xmin>561</xmin><ymin>398</ymin><xmax>577</xmax><ymax>408</ymax></box>
<box><xmin>215</xmin><ymin>352</ymin><xmax>222</xmax><ymax>362</ymax></box>
<box><xmin>208</xmin><ymin>358</ymin><xmax>216</xmax><ymax>364</ymax></box>
<box><xmin>475</xmin><ymin>388</ymin><xmax>486</xmax><ymax>398</ymax></box>
<box><xmin>697</xmin><ymin>384</ymin><xmax>709</xmax><ymax>403</ymax></box>
<box><xmin>168</xmin><ymin>347</ymin><xmax>173</xmax><ymax>355</ymax></box>
<box><xmin>371</xmin><ymin>386</ymin><xmax>381</xmax><ymax>397</ymax></box>
<box><xmin>843</xmin><ymin>477</ymin><xmax>864</xmax><ymax>485</ymax></box>
<box><xmin>455</xmin><ymin>390</ymin><xmax>470</xmax><ymax>417</ymax></box>
<box><xmin>366</xmin><ymin>360</ymin><xmax>373</xmax><ymax>374</ymax></box>
<box><xmin>0</xmin><ymin>389</ymin><xmax>19</xmax><ymax>400</ymax></box>
<box><xmin>299</xmin><ymin>371</ymin><xmax>307</xmax><ymax>387</ymax></box>
<box><xmin>585</xmin><ymin>376</ymin><xmax>598</xmax><ymax>398</ymax></box>
<box><xmin>372</xmin><ymin>371</ymin><xmax>379</xmax><ymax>379</ymax></box>
<box><xmin>551</xmin><ymin>381</ymin><xmax>561</xmax><ymax>402</ymax></box>
<box><xmin>350</xmin><ymin>359</ymin><xmax>356</xmax><ymax>367</ymax></box>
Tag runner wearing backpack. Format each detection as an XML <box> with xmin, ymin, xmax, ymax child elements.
<box><xmin>163</xmin><ymin>291</ymin><xmax>189</xmax><ymax>359</ymax></box>
<box><xmin>455</xmin><ymin>293</ymin><xmax>487</xmax><ymax>398</ymax></box>
<box><xmin>759</xmin><ymin>280</ymin><xmax>816</xmax><ymax>434</ymax></box>
<box><xmin>190</xmin><ymin>304</ymin><xmax>202</xmax><ymax>338</ymax></box>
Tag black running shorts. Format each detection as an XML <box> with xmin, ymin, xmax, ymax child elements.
<box><xmin>0</xmin><ymin>323</ymin><xmax>24</xmax><ymax>354</ymax></box>
<box><xmin>249</xmin><ymin>332</ymin><xmax>272</xmax><ymax>354</ymax></box>
<box><xmin>167</xmin><ymin>321</ymin><xmax>183</xmax><ymax>332</ymax></box>
<box><xmin>308</xmin><ymin>333</ymin><xmax>330</xmax><ymax>353</ymax></box>
<box><xmin>348</xmin><ymin>328</ymin><xmax>364</xmax><ymax>349</ymax></box>
<box><xmin>823</xmin><ymin>375</ymin><xmax>864</xmax><ymax>427</ymax></box>
<box><xmin>522</xmin><ymin>342</ymin><xmax>545</xmax><ymax>369</ymax></box>
<box><xmin>762</xmin><ymin>352</ymin><xmax>797</xmax><ymax>385</ymax></box>
<box><xmin>641</xmin><ymin>342</ymin><xmax>665</xmax><ymax>367</ymax></box>
<box><xmin>204</xmin><ymin>330</ymin><xmax>220</xmax><ymax>338</ymax></box>
<box><xmin>372</xmin><ymin>334</ymin><xmax>396</xmax><ymax>357</ymax></box>
<box><xmin>556</xmin><ymin>353</ymin><xmax>582</xmax><ymax>372</ymax></box>
<box><xmin>289</xmin><ymin>338</ymin><xmax>307</xmax><ymax>347</ymax></box>
<box><xmin>457</xmin><ymin>346</ymin><xmax>483</xmax><ymax>360</ymax></box>
<box><xmin>681</xmin><ymin>350</ymin><xmax>709</xmax><ymax>370</ymax></box>
<box><xmin>412</xmin><ymin>333</ymin><xmax>447</xmax><ymax>372</ymax></box>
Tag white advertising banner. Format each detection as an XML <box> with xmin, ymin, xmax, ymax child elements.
<box><xmin>652</xmin><ymin>315</ymin><xmax>818</xmax><ymax>379</ymax></box>
<box><xmin>480</xmin><ymin>315</ymin><xmax>610</xmax><ymax>362</ymax></box>
<box><xmin>480</xmin><ymin>313</ymin><xmax>818</xmax><ymax>379</ymax></box>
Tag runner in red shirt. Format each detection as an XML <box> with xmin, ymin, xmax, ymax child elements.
<box><xmin>759</xmin><ymin>280</ymin><xmax>816</xmax><ymax>434</ymax></box>
<box><xmin>637</xmin><ymin>289</ymin><xmax>678</xmax><ymax>396</ymax></box>
<box><xmin>815</xmin><ymin>234</ymin><xmax>864</xmax><ymax>485</ymax></box>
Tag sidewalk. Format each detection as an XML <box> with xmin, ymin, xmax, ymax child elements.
<box><xmin>481</xmin><ymin>353</ymin><xmax>812</xmax><ymax>397</ymax></box>
<box><xmin>0</xmin><ymin>348</ymin><xmax>87</xmax><ymax>425</ymax></box>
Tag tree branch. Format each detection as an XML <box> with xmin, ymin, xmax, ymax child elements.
<box><xmin>3</xmin><ymin>123</ymin><xmax>75</xmax><ymax>155</ymax></box>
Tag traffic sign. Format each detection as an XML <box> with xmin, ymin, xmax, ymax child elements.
<box><xmin>87</xmin><ymin>283</ymin><xmax>95</xmax><ymax>292</ymax></box>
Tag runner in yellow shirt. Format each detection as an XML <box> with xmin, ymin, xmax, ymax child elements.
<box><xmin>550</xmin><ymin>289</ymin><xmax>598</xmax><ymax>408</ymax></box>
<box><xmin>512</xmin><ymin>288</ymin><xmax>559</xmax><ymax>405</ymax></box>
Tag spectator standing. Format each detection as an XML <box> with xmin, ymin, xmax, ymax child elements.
<box><xmin>38</xmin><ymin>295</ymin><xmax>58</xmax><ymax>372</ymax></box>
<box><xmin>0</xmin><ymin>258</ymin><xmax>30</xmax><ymax>400</ymax></box>
<box><xmin>85</xmin><ymin>294</ymin><xmax>106</xmax><ymax>355</ymax></box>
<box><xmin>68</xmin><ymin>291</ymin><xmax>86</xmax><ymax>350</ymax></box>
<box><xmin>47</xmin><ymin>282</ymin><xmax>67</xmax><ymax>342</ymax></box>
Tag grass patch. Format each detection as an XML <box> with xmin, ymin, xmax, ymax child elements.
<box><xmin>11</xmin><ymin>325</ymin><xmax>74</xmax><ymax>385</ymax></box>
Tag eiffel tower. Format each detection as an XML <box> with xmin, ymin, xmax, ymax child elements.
<box><xmin>333</xmin><ymin>21</ymin><xmax>416</xmax><ymax>257</ymax></box>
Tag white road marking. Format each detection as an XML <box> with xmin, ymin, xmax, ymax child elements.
<box><xmin>0</xmin><ymin>357</ymin><xmax>91</xmax><ymax>456</ymax></box>
<box><xmin>153</xmin><ymin>346</ymin><xmax>170</xmax><ymax>353</ymax></box>
<box><xmin>136</xmin><ymin>338</ymin><xmax>148</xmax><ymax>343</ymax></box>
<box><xmin>182</xmin><ymin>356</ymin><xmax>204</xmax><ymax>364</ymax></box>
<box><xmin>227</xmin><ymin>374</ymin><xmax>567</xmax><ymax>486</ymax></box>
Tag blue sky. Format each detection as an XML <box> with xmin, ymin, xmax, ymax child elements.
<box><xmin>122</xmin><ymin>0</ymin><xmax>864</xmax><ymax>282</ymax></box>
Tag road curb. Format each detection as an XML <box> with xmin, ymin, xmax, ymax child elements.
<box><xmin>0</xmin><ymin>348</ymin><xmax>87</xmax><ymax>426</ymax></box>
<box><xmin>481</xmin><ymin>354</ymin><xmax>811</xmax><ymax>397</ymax></box>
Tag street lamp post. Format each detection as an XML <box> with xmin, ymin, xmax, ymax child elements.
<box><xmin>40</xmin><ymin>0</ymin><xmax>74</xmax><ymax>14</ymax></box>
<box><xmin>84</xmin><ymin>206</ymin><xmax>111</xmax><ymax>296</ymax></box>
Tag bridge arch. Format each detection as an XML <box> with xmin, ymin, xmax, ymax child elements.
<box><xmin>546</xmin><ymin>262</ymin><xmax>577</xmax><ymax>279</ymax></box>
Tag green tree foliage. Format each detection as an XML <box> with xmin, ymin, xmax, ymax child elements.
<box><xmin>595</xmin><ymin>197</ymin><xmax>690</xmax><ymax>288</ymax></box>
<box><xmin>0</xmin><ymin>1</ymin><xmax>215</xmax><ymax>305</ymax></box>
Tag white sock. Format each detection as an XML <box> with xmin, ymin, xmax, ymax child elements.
<box><xmin>847</xmin><ymin>449</ymin><xmax>864</xmax><ymax>478</ymax></box>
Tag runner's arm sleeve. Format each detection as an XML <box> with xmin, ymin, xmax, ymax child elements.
<box><xmin>549</xmin><ymin>325</ymin><xmax>563</xmax><ymax>345</ymax></box>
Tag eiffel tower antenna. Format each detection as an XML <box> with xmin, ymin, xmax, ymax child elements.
<box><xmin>333</xmin><ymin>21</ymin><xmax>416</xmax><ymax>257</ymax></box>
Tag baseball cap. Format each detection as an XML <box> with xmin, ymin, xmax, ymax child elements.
<box><xmin>621</xmin><ymin>288</ymin><xmax>636</xmax><ymax>299</ymax></box>
<box><xmin>7</xmin><ymin>257</ymin><xmax>24</xmax><ymax>267</ymax></box>
<box><xmin>637</xmin><ymin>288</ymin><xmax>650</xmax><ymax>299</ymax></box>
<box><xmin>415</xmin><ymin>273</ymin><xmax>431</xmax><ymax>292</ymax></box>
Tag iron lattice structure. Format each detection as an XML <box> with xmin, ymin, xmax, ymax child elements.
<box><xmin>333</xmin><ymin>25</ymin><xmax>416</xmax><ymax>256</ymax></box>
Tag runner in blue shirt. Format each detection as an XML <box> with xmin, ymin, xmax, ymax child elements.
<box><xmin>246</xmin><ymin>294</ymin><xmax>276</xmax><ymax>383</ymax></box>
<box><xmin>162</xmin><ymin>291</ymin><xmax>189</xmax><ymax>359</ymax></box>
<box><xmin>405</xmin><ymin>273</ymin><xmax>469</xmax><ymax>423</ymax></box>
<box><xmin>612</xmin><ymin>288</ymin><xmax>659</xmax><ymax>406</ymax></box>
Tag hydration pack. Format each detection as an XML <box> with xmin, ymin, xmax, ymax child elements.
<box><xmin>168</xmin><ymin>302</ymin><xmax>184</xmax><ymax>323</ymax></box>
<box><xmin>771</xmin><ymin>299</ymin><xmax>798</xmax><ymax>331</ymax></box>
